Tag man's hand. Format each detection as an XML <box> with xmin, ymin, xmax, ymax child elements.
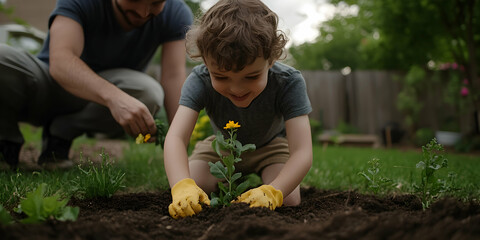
<box><xmin>108</xmin><ymin>93</ymin><xmax>156</xmax><ymax>138</ymax></box>
<box><xmin>234</xmin><ymin>185</ymin><xmax>283</xmax><ymax>210</ymax></box>
<box><xmin>168</xmin><ymin>178</ymin><xmax>210</xmax><ymax>219</ymax></box>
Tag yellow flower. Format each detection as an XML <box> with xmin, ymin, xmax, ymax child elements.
<box><xmin>144</xmin><ymin>133</ymin><xmax>151</xmax><ymax>142</ymax></box>
<box><xmin>200</xmin><ymin>115</ymin><xmax>210</xmax><ymax>124</ymax></box>
<box><xmin>223</xmin><ymin>120</ymin><xmax>241</xmax><ymax>129</ymax></box>
<box><xmin>136</xmin><ymin>134</ymin><xmax>144</xmax><ymax>144</ymax></box>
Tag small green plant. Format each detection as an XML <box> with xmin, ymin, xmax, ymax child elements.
<box><xmin>209</xmin><ymin>121</ymin><xmax>256</xmax><ymax>207</ymax></box>
<box><xmin>414</xmin><ymin>138</ymin><xmax>449</xmax><ymax>210</ymax></box>
<box><xmin>0</xmin><ymin>204</ymin><xmax>13</xmax><ymax>225</ymax></box>
<box><xmin>155</xmin><ymin>118</ymin><xmax>168</xmax><ymax>149</ymax></box>
<box><xmin>74</xmin><ymin>150</ymin><xmax>125</xmax><ymax>198</ymax></box>
<box><xmin>15</xmin><ymin>183</ymin><xmax>79</xmax><ymax>223</ymax></box>
<box><xmin>135</xmin><ymin>118</ymin><xmax>168</xmax><ymax>149</ymax></box>
<box><xmin>358</xmin><ymin>157</ymin><xmax>394</xmax><ymax>194</ymax></box>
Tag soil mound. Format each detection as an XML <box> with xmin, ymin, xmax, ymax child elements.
<box><xmin>1</xmin><ymin>187</ymin><xmax>479</xmax><ymax>240</ymax></box>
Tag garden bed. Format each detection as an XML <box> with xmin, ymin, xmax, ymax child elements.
<box><xmin>2</xmin><ymin>187</ymin><xmax>479</xmax><ymax>240</ymax></box>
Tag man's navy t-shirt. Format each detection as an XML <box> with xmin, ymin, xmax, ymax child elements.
<box><xmin>37</xmin><ymin>0</ymin><xmax>193</xmax><ymax>72</ymax></box>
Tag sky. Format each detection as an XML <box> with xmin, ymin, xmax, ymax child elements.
<box><xmin>200</xmin><ymin>0</ymin><xmax>339</xmax><ymax>46</ymax></box>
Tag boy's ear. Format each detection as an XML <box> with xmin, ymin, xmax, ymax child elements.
<box><xmin>268</xmin><ymin>59</ymin><xmax>276</xmax><ymax>68</ymax></box>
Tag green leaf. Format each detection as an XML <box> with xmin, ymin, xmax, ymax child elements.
<box><xmin>210</xmin><ymin>197</ymin><xmax>220</xmax><ymax>208</ymax></box>
<box><xmin>416</xmin><ymin>161</ymin><xmax>426</xmax><ymax>169</ymax></box>
<box><xmin>19</xmin><ymin>183</ymin><xmax>47</xmax><ymax>220</ymax></box>
<box><xmin>0</xmin><ymin>205</ymin><xmax>13</xmax><ymax>225</ymax></box>
<box><xmin>155</xmin><ymin>119</ymin><xmax>168</xmax><ymax>149</ymax></box>
<box><xmin>17</xmin><ymin>183</ymin><xmax>78</xmax><ymax>223</ymax></box>
<box><xmin>358</xmin><ymin>172</ymin><xmax>372</xmax><ymax>182</ymax></box>
<box><xmin>57</xmin><ymin>206</ymin><xmax>79</xmax><ymax>222</ymax></box>
<box><xmin>223</xmin><ymin>155</ymin><xmax>235</xmax><ymax>174</ymax></box>
<box><xmin>231</xmin><ymin>172</ymin><xmax>242</xmax><ymax>183</ymax></box>
<box><xmin>241</xmin><ymin>144</ymin><xmax>256</xmax><ymax>153</ymax></box>
<box><xmin>218</xmin><ymin>182</ymin><xmax>228</xmax><ymax>194</ymax></box>
<box><xmin>215</xmin><ymin>131</ymin><xmax>227</xmax><ymax>148</ymax></box>
<box><xmin>209</xmin><ymin>161</ymin><xmax>227</xmax><ymax>179</ymax></box>
<box><xmin>43</xmin><ymin>195</ymin><xmax>62</xmax><ymax>215</ymax></box>
<box><xmin>235</xmin><ymin>180</ymin><xmax>252</xmax><ymax>195</ymax></box>
<box><xmin>212</xmin><ymin>139</ymin><xmax>223</xmax><ymax>158</ymax></box>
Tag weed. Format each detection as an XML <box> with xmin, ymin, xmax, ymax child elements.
<box><xmin>414</xmin><ymin>138</ymin><xmax>450</xmax><ymax>210</ymax></box>
<box><xmin>358</xmin><ymin>157</ymin><xmax>394</xmax><ymax>194</ymax></box>
<box><xmin>0</xmin><ymin>204</ymin><xmax>13</xmax><ymax>225</ymax></box>
<box><xmin>74</xmin><ymin>150</ymin><xmax>125</xmax><ymax>198</ymax></box>
<box><xmin>15</xmin><ymin>183</ymin><xmax>79</xmax><ymax>223</ymax></box>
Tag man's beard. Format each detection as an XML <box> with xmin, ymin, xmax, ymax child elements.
<box><xmin>114</xmin><ymin>0</ymin><xmax>133</xmax><ymax>26</ymax></box>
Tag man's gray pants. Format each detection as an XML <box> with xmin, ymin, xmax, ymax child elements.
<box><xmin>0</xmin><ymin>44</ymin><xmax>164</xmax><ymax>145</ymax></box>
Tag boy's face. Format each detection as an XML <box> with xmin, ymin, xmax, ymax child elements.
<box><xmin>112</xmin><ymin>0</ymin><xmax>166</xmax><ymax>31</ymax></box>
<box><xmin>205</xmin><ymin>57</ymin><xmax>274</xmax><ymax>108</ymax></box>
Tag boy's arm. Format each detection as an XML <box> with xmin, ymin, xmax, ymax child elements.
<box><xmin>235</xmin><ymin>115</ymin><xmax>312</xmax><ymax>209</ymax></box>
<box><xmin>164</xmin><ymin>105</ymin><xmax>211</xmax><ymax>219</ymax></box>
<box><xmin>164</xmin><ymin>105</ymin><xmax>199</xmax><ymax>187</ymax></box>
<box><xmin>269</xmin><ymin>114</ymin><xmax>313</xmax><ymax>197</ymax></box>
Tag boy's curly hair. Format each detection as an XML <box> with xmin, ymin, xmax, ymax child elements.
<box><xmin>186</xmin><ymin>0</ymin><xmax>288</xmax><ymax>71</ymax></box>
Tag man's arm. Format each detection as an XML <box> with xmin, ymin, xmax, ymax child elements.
<box><xmin>49</xmin><ymin>15</ymin><xmax>156</xmax><ymax>137</ymax></box>
<box><xmin>160</xmin><ymin>39</ymin><xmax>188</xmax><ymax>124</ymax></box>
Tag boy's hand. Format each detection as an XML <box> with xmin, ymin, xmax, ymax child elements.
<box><xmin>234</xmin><ymin>185</ymin><xmax>283</xmax><ymax>210</ymax></box>
<box><xmin>168</xmin><ymin>178</ymin><xmax>210</xmax><ymax>219</ymax></box>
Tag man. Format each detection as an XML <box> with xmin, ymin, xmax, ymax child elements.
<box><xmin>0</xmin><ymin>0</ymin><xmax>193</xmax><ymax>169</ymax></box>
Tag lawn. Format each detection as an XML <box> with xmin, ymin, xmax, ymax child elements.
<box><xmin>1</xmin><ymin>125</ymin><xmax>479</xmax><ymax>208</ymax></box>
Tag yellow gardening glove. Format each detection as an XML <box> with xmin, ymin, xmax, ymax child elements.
<box><xmin>168</xmin><ymin>178</ymin><xmax>210</xmax><ymax>219</ymax></box>
<box><xmin>234</xmin><ymin>185</ymin><xmax>283</xmax><ymax>210</ymax></box>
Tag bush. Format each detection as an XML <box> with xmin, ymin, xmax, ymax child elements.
<box><xmin>414</xmin><ymin>128</ymin><xmax>435</xmax><ymax>146</ymax></box>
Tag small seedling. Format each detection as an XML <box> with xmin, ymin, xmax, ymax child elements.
<box><xmin>358</xmin><ymin>157</ymin><xmax>394</xmax><ymax>194</ymax></box>
<box><xmin>15</xmin><ymin>183</ymin><xmax>79</xmax><ymax>223</ymax></box>
<box><xmin>209</xmin><ymin>121</ymin><xmax>256</xmax><ymax>207</ymax></box>
<box><xmin>74</xmin><ymin>149</ymin><xmax>125</xmax><ymax>198</ymax></box>
<box><xmin>136</xmin><ymin>118</ymin><xmax>168</xmax><ymax>149</ymax></box>
<box><xmin>414</xmin><ymin>138</ymin><xmax>449</xmax><ymax>210</ymax></box>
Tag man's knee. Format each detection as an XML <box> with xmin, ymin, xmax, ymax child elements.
<box><xmin>0</xmin><ymin>44</ymin><xmax>15</xmax><ymax>60</ymax></box>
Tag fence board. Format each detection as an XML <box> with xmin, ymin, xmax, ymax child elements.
<box><xmin>149</xmin><ymin>66</ymin><xmax>471</xmax><ymax>137</ymax></box>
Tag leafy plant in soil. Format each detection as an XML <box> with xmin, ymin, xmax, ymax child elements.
<box><xmin>414</xmin><ymin>138</ymin><xmax>450</xmax><ymax>210</ymax></box>
<box><xmin>74</xmin><ymin>149</ymin><xmax>125</xmax><ymax>199</ymax></box>
<box><xmin>358</xmin><ymin>157</ymin><xmax>394</xmax><ymax>194</ymax></box>
<box><xmin>15</xmin><ymin>183</ymin><xmax>79</xmax><ymax>223</ymax></box>
<box><xmin>209</xmin><ymin>121</ymin><xmax>256</xmax><ymax>207</ymax></box>
<box><xmin>0</xmin><ymin>204</ymin><xmax>13</xmax><ymax>225</ymax></box>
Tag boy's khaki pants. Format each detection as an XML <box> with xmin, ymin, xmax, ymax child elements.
<box><xmin>0</xmin><ymin>44</ymin><xmax>164</xmax><ymax>144</ymax></box>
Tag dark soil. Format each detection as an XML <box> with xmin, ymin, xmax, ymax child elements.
<box><xmin>2</xmin><ymin>141</ymin><xmax>479</xmax><ymax>239</ymax></box>
<box><xmin>1</xmin><ymin>187</ymin><xmax>479</xmax><ymax>240</ymax></box>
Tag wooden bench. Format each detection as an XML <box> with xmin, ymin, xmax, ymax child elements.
<box><xmin>318</xmin><ymin>133</ymin><xmax>381</xmax><ymax>148</ymax></box>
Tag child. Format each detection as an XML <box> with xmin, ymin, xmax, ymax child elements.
<box><xmin>164</xmin><ymin>0</ymin><xmax>313</xmax><ymax>219</ymax></box>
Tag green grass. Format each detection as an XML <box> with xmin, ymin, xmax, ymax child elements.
<box><xmin>1</xmin><ymin>125</ymin><xmax>480</xmax><ymax>209</ymax></box>
<box><xmin>304</xmin><ymin>145</ymin><xmax>480</xmax><ymax>201</ymax></box>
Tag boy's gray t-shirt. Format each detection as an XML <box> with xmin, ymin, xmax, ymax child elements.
<box><xmin>180</xmin><ymin>62</ymin><xmax>312</xmax><ymax>148</ymax></box>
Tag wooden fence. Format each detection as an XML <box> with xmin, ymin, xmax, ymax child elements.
<box><xmin>302</xmin><ymin>70</ymin><xmax>474</xmax><ymax>136</ymax></box>
<box><xmin>147</xmin><ymin>66</ymin><xmax>474</xmax><ymax>137</ymax></box>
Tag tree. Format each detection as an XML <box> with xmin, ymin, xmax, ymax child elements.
<box><xmin>292</xmin><ymin>0</ymin><xmax>480</xmax><ymax>134</ymax></box>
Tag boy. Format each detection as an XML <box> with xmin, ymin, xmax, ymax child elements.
<box><xmin>164</xmin><ymin>0</ymin><xmax>313</xmax><ymax>219</ymax></box>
